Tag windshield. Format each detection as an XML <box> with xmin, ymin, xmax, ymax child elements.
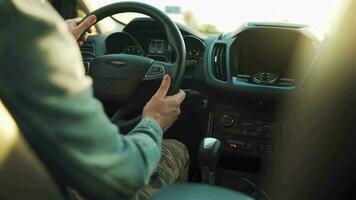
<box><xmin>98</xmin><ymin>0</ymin><xmax>348</xmax><ymax>37</ymax></box>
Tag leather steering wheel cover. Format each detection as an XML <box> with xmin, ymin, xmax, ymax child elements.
<box><xmin>82</xmin><ymin>1</ymin><xmax>186</xmax><ymax>94</ymax></box>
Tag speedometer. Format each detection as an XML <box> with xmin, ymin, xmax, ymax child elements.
<box><xmin>122</xmin><ymin>45</ymin><xmax>143</xmax><ymax>56</ymax></box>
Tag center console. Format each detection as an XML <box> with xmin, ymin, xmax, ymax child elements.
<box><xmin>202</xmin><ymin>24</ymin><xmax>320</xmax><ymax>196</ymax></box>
<box><xmin>213</xmin><ymin>103</ymin><xmax>280</xmax><ymax>156</ymax></box>
<box><xmin>211</xmin><ymin>100</ymin><xmax>283</xmax><ymax>196</ymax></box>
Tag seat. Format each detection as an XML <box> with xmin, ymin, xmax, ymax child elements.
<box><xmin>0</xmin><ymin>100</ymin><xmax>63</xmax><ymax>199</ymax></box>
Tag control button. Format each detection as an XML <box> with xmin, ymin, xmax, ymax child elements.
<box><xmin>266</xmin><ymin>133</ymin><xmax>272</xmax><ymax>139</ymax></box>
<box><xmin>258</xmin><ymin>144</ymin><xmax>272</xmax><ymax>152</ymax></box>
<box><xmin>262</xmin><ymin>124</ymin><xmax>276</xmax><ymax>132</ymax></box>
<box><xmin>258</xmin><ymin>144</ymin><xmax>265</xmax><ymax>151</ymax></box>
<box><xmin>238</xmin><ymin>78</ymin><xmax>249</xmax><ymax>83</ymax></box>
<box><xmin>250</xmin><ymin>132</ymin><xmax>260</xmax><ymax>136</ymax></box>
<box><xmin>143</xmin><ymin>64</ymin><xmax>166</xmax><ymax>81</ymax></box>
<box><xmin>264</xmin><ymin>144</ymin><xmax>272</xmax><ymax>151</ymax></box>
<box><xmin>150</xmin><ymin>66</ymin><xmax>164</xmax><ymax>75</ymax></box>
<box><xmin>222</xmin><ymin>114</ymin><xmax>234</xmax><ymax>128</ymax></box>
<box><xmin>245</xmin><ymin>142</ymin><xmax>255</xmax><ymax>150</ymax></box>
<box><xmin>236</xmin><ymin>75</ymin><xmax>250</xmax><ymax>83</ymax></box>
<box><xmin>242</xmin><ymin>130</ymin><xmax>248</xmax><ymax>135</ymax></box>
<box><xmin>199</xmin><ymin>98</ymin><xmax>208</xmax><ymax>109</ymax></box>
<box><xmin>279</xmin><ymin>78</ymin><xmax>295</xmax><ymax>87</ymax></box>
<box><xmin>240</xmin><ymin>122</ymin><xmax>254</xmax><ymax>129</ymax></box>
<box><xmin>226</xmin><ymin>140</ymin><xmax>245</xmax><ymax>150</ymax></box>
<box><xmin>253</xmin><ymin>72</ymin><xmax>278</xmax><ymax>84</ymax></box>
<box><xmin>229</xmin><ymin>143</ymin><xmax>238</xmax><ymax>149</ymax></box>
<box><xmin>279</xmin><ymin>82</ymin><xmax>294</xmax><ymax>87</ymax></box>
<box><xmin>255</xmin><ymin>126</ymin><xmax>262</xmax><ymax>132</ymax></box>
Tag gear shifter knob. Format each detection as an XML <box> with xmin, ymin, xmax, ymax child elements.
<box><xmin>198</xmin><ymin>137</ymin><xmax>222</xmax><ymax>184</ymax></box>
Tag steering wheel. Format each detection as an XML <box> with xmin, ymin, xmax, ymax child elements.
<box><xmin>81</xmin><ymin>2</ymin><xmax>186</xmax><ymax>127</ymax></box>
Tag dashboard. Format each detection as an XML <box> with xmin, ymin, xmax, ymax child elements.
<box><xmin>88</xmin><ymin>19</ymin><xmax>318</xmax><ymax>96</ymax></box>
<box><xmin>81</xmin><ymin>18</ymin><xmax>320</xmax><ymax>182</ymax></box>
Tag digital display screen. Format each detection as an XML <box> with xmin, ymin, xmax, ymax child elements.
<box><xmin>148</xmin><ymin>39</ymin><xmax>167</xmax><ymax>54</ymax></box>
<box><xmin>237</xmin><ymin>30</ymin><xmax>300</xmax><ymax>78</ymax></box>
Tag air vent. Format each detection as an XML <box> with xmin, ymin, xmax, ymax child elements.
<box><xmin>211</xmin><ymin>43</ymin><xmax>227</xmax><ymax>81</ymax></box>
<box><xmin>80</xmin><ymin>40</ymin><xmax>96</xmax><ymax>74</ymax></box>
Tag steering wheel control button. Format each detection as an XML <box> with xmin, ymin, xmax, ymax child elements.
<box><xmin>222</xmin><ymin>114</ymin><xmax>234</xmax><ymax>128</ymax></box>
<box><xmin>150</xmin><ymin>65</ymin><xmax>165</xmax><ymax>75</ymax></box>
<box><xmin>143</xmin><ymin>64</ymin><xmax>166</xmax><ymax>81</ymax></box>
<box><xmin>253</xmin><ymin>72</ymin><xmax>278</xmax><ymax>85</ymax></box>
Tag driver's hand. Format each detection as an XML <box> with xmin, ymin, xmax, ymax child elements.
<box><xmin>65</xmin><ymin>15</ymin><xmax>97</xmax><ymax>46</ymax></box>
<box><xmin>142</xmin><ymin>75</ymin><xmax>186</xmax><ymax>133</ymax></box>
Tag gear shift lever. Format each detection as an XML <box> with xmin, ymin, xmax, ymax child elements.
<box><xmin>198</xmin><ymin>137</ymin><xmax>222</xmax><ymax>184</ymax></box>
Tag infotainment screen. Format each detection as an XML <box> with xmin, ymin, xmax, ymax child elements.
<box><xmin>236</xmin><ymin>30</ymin><xmax>300</xmax><ymax>78</ymax></box>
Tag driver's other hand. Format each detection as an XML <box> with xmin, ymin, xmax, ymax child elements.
<box><xmin>65</xmin><ymin>15</ymin><xmax>97</xmax><ymax>46</ymax></box>
<box><xmin>142</xmin><ymin>75</ymin><xmax>186</xmax><ymax>133</ymax></box>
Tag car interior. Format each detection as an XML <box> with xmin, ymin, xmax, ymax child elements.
<box><xmin>1</xmin><ymin>0</ymin><xmax>356</xmax><ymax>199</ymax></box>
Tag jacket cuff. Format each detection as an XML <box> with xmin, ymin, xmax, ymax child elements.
<box><xmin>140</xmin><ymin>117</ymin><xmax>163</xmax><ymax>135</ymax></box>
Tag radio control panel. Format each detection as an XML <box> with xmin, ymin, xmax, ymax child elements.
<box><xmin>213</xmin><ymin>104</ymin><xmax>282</xmax><ymax>154</ymax></box>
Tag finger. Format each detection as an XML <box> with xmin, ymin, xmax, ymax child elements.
<box><xmin>75</xmin><ymin>15</ymin><xmax>97</xmax><ymax>35</ymax></box>
<box><xmin>152</xmin><ymin>75</ymin><xmax>171</xmax><ymax>98</ymax></box>
<box><xmin>170</xmin><ymin>89</ymin><xmax>186</xmax><ymax>104</ymax></box>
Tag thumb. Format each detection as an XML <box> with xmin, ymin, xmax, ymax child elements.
<box><xmin>171</xmin><ymin>89</ymin><xmax>186</xmax><ymax>104</ymax></box>
<box><xmin>75</xmin><ymin>15</ymin><xmax>97</xmax><ymax>35</ymax></box>
<box><xmin>152</xmin><ymin>75</ymin><xmax>171</xmax><ymax>99</ymax></box>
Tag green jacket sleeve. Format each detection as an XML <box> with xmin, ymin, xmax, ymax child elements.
<box><xmin>0</xmin><ymin>0</ymin><xmax>163</xmax><ymax>199</ymax></box>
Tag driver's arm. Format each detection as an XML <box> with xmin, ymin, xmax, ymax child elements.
<box><xmin>0</xmin><ymin>0</ymin><xmax>170</xmax><ymax>198</ymax></box>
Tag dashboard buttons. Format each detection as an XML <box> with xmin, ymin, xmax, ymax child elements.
<box><xmin>253</xmin><ymin>72</ymin><xmax>278</xmax><ymax>84</ymax></box>
<box><xmin>279</xmin><ymin>78</ymin><xmax>295</xmax><ymax>87</ymax></box>
<box><xmin>225</xmin><ymin>139</ymin><xmax>272</xmax><ymax>153</ymax></box>
<box><xmin>236</xmin><ymin>74</ymin><xmax>251</xmax><ymax>83</ymax></box>
<box><xmin>222</xmin><ymin>114</ymin><xmax>235</xmax><ymax>128</ymax></box>
<box><xmin>226</xmin><ymin>139</ymin><xmax>245</xmax><ymax>150</ymax></box>
<box><xmin>245</xmin><ymin>142</ymin><xmax>255</xmax><ymax>150</ymax></box>
<box><xmin>199</xmin><ymin>98</ymin><xmax>208</xmax><ymax>109</ymax></box>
